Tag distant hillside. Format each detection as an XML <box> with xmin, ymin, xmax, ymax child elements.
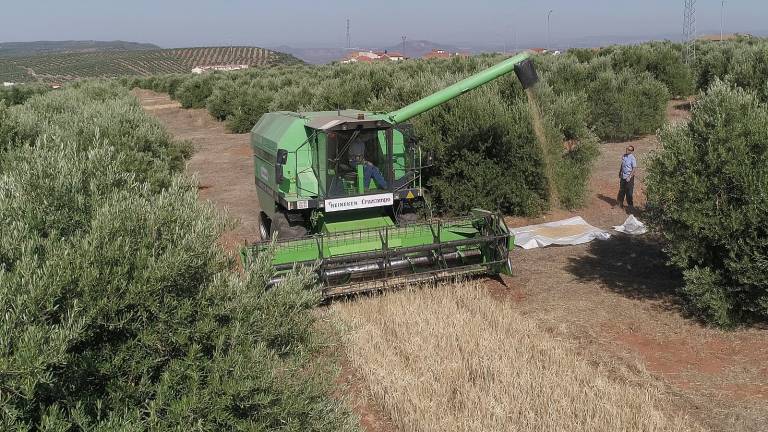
<box><xmin>0</xmin><ymin>40</ymin><xmax>160</xmax><ymax>57</ymax></box>
<box><xmin>0</xmin><ymin>46</ymin><xmax>303</xmax><ymax>83</ymax></box>
<box><xmin>270</xmin><ymin>46</ymin><xmax>348</xmax><ymax>65</ymax></box>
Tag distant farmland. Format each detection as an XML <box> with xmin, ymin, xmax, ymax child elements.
<box><xmin>0</xmin><ymin>46</ymin><xmax>303</xmax><ymax>83</ymax></box>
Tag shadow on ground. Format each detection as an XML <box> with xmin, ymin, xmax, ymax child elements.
<box><xmin>597</xmin><ymin>193</ymin><xmax>617</xmax><ymax>207</ymax></box>
<box><xmin>566</xmin><ymin>234</ymin><xmax>687</xmax><ymax>313</ymax></box>
<box><xmin>674</xmin><ymin>100</ymin><xmax>693</xmax><ymax>111</ymax></box>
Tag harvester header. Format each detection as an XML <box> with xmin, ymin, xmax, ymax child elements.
<box><xmin>246</xmin><ymin>54</ymin><xmax>539</xmax><ymax>297</ymax></box>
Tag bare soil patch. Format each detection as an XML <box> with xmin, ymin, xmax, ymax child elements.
<box><xmin>134</xmin><ymin>89</ymin><xmax>261</xmax><ymax>251</ymax></box>
<box><xmin>507</xmin><ymin>237</ymin><xmax>768</xmax><ymax>431</ymax></box>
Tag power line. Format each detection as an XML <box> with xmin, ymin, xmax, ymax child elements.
<box><xmin>546</xmin><ymin>10</ymin><xmax>554</xmax><ymax>52</ymax></box>
<box><xmin>682</xmin><ymin>0</ymin><xmax>697</xmax><ymax>64</ymax></box>
<box><xmin>346</xmin><ymin>19</ymin><xmax>351</xmax><ymax>49</ymax></box>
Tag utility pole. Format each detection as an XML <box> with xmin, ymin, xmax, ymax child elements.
<box><xmin>402</xmin><ymin>35</ymin><xmax>407</xmax><ymax>57</ymax></box>
<box><xmin>514</xmin><ymin>29</ymin><xmax>518</xmax><ymax>53</ymax></box>
<box><xmin>720</xmin><ymin>0</ymin><xmax>727</xmax><ymax>42</ymax></box>
<box><xmin>346</xmin><ymin>18</ymin><xmax>351</xmax><ymax>49</ymax></box>
<box><xmin>546</xmin><ymin>9</ymin><xmax>554</xmax><ymax>52</ymax></box>
<box><xmin>682</xmin><ymin>0</ymin><xmax>697</xmax><ymax>64</ymax></box>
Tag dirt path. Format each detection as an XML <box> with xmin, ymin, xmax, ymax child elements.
<box><xmin>134</xmin><ymin>89</ymin><xmax>261</xmax><ymax>250</ymax></box>
<box><xmin>136</xmin><ymin>91</ymin><xmax>767</xmax><ymax>431</ymax></box>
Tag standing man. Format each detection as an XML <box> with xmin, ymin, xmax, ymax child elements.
<box><xmin>616</xmin><ymin>145</ymin><xmax>636</xmax><ymax>210</ymax></box>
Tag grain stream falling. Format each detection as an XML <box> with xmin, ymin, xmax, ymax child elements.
<box><xmin>332</xmin><ymin>281</ymin><xmax>702</xmax><ymax>432</ymax></box>
<box><xmin>526</xmin><ymin>87</ymin><xmax>560</xmax><ymax>208</ymax></box>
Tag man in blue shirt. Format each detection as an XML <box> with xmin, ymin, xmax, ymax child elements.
<box><xmin>616</xmin><ymin>145</ymin><xmax>636</xmax><ymax>210</ymax></box>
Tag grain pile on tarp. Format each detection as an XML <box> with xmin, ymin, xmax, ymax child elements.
<box><xmin>511</xmin><ymin>216</ymin><xmax>610</xmax><ymax>249</ymax></box>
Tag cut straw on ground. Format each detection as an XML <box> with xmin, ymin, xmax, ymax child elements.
<box><xmin>332</xmin><ymin>281</ymin><xmax>701</xmax><ymax>432</ymax></box>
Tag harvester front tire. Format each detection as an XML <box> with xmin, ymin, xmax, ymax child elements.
<box><xmin>271</xmin><ymin>211</ymin><xmax>308</xmax><ymax>240</ymax></box>
<box><xmin>258</xmin><ymin>212</ymin><xmax>271</xmax><ymax>241</ymax></box>
<box><xmin>398</xmin><ymin>212</ymin><xmax>421</xmax><ymax>225</ymax></box>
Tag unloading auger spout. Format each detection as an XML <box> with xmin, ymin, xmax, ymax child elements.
<box><xmin>386</xmin><ymin>53</ymin><xmax>539</xmax><ymax>124</ymax></box>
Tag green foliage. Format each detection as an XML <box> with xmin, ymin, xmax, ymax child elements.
<box><xmin>138</xmin><ymin>74</ymin><xmax>189</xmax><ymax>99</ymax></box>
<box><xmin>603</xmin><ymin>42</ymin><xmax>695</xmax><ymax>97</ymax></box>
<box><xmin>645</xmin><ymin>80</ymin><xmax>768</xmax><ymax>326</ymax></box>
<box><xmin>226</xmin><ymin>81</ymin><xmax>276</xmax><ymax>133</ymax></box>
<box><xmin>693</xmin><ymin>38</ymin><xmax>768</xmax><ymax>101</ymax></box>
<box><xmin>0</xmin><ymin>83</ymin><xmax>356</xmax><ymax>430</ymax></box>
<box><xmin>536</xmin><ymin>55</ymin><xmax>611</xmax><ymax>98</ymax></box>
<box><xmin>567</xmin><ymin>48</ymin><xmax>598</xmax><ymax>63</ymax></box>
<box><xmin>0</xmin><ymin>102</ymin><xmax>13</xmax><ymax>151</ymax></box>
<box><xmin>694</xmin><ymin>42</ymin><xmax>734</xmax><ymax>91</ymax></box>
<box><xmin>421</xmin><ymin>82</ymin><xmax>548</xmax><ymax>215</ymax></box>
<box><xmin>537</xmin><ymin>52</ymin><xmax>673</xmax><ymax>142</ymax></box>
<box><xmin>0</xmin><ymin>83</ymin><xmax>51</xmax><ymax>106</ymax></box>
<box><xmin>206</xmin><ymin>78</ymin><xmax>240</xmax><ymax>120</ymax></box>
<box><xmin>587</xmin><ymin>70</ymin><xmax>669</xmax><ymax>141</ymax></box>
<box><xmin>726</xmin><ymin>43</ymin><xmax>768</xmax><ymax>102</ymax></box>
<box><xmin>175</xmin><ymin>74</ymin><xmax>218</xmax><ymax>109</ymax></box>
<box><xmin>1</xmin><ymin>82</ymin><xmax>189</xmax><ymax>189</ymax></box>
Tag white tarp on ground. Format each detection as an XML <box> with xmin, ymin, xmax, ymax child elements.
<box><xmin>511</xmin><ymin>216</ymin><xmax>610</xmax><ymax>250</ymax></box>
<box><xmin>613</xmin><ymin>215</ymin><xmax>648</xmax><ymax>235</ymax></box>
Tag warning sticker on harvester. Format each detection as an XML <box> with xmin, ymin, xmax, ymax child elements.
<box><xmin>325</xmin><ymin>193</ymin><xmax>394</xmax><ymax>212</ymax></box>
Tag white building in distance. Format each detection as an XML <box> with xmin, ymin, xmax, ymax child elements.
<box><xmin>341</xmin><ymin>50</ymin><xmax>407</xmax><ymax>63</ymax></box>
<box><xmin>191</xmin><ymin>64</ymin><xmax>250</xmax><ymax>74</ymax></box>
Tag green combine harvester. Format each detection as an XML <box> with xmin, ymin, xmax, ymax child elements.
<box><xmin>247</xmin><ymin>53</ymin><xmax>539</xmax><ymax>298</ymax></box>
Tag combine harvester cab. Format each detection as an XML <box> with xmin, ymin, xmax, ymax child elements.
<box><xmin>246</xmin><ymin>53</ymin><xmax>539</xmax><ymax>298</ymax></box>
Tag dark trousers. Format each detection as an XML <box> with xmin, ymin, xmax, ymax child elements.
<box><xmin>364</xmin><ymin>164</ymin><xmax>388</xmax><ymax>189</ymax></box>
<box><xmin>617</xmin><ymin>177</ymin><xmax>634</xmax><ymax>207</ymax></box>
<box><xmin>353</xmin><ymin>162</ymin><xmax>388</xmax><ymax>189</ymax></box>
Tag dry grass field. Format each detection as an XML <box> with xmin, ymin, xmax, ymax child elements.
<box><xmin>331</xmin><ymin>281</ymin><xmax>702</xmax><ymax>432</ymax></box>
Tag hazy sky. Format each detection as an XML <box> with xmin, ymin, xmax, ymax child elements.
<box><xmin>1</xmin><ymin>0</ymin><xmax>766</xmax><ymax>48</ymax></box>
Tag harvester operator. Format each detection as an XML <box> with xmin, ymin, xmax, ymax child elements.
<box><xmin>349</xmin><ymin>137</ymin><xmax>389</xmax><ymax>190</ymax></box>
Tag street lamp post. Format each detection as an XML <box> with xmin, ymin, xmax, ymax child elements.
<box><xmin>547</xmin><ymin>9</ymin><xmax>554</xmax><ymax>52</ymax></box>
<box><xmin>720</xmin><ymin>1</ymin><xmax>727</xmax><ymax>42</ymax></box>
